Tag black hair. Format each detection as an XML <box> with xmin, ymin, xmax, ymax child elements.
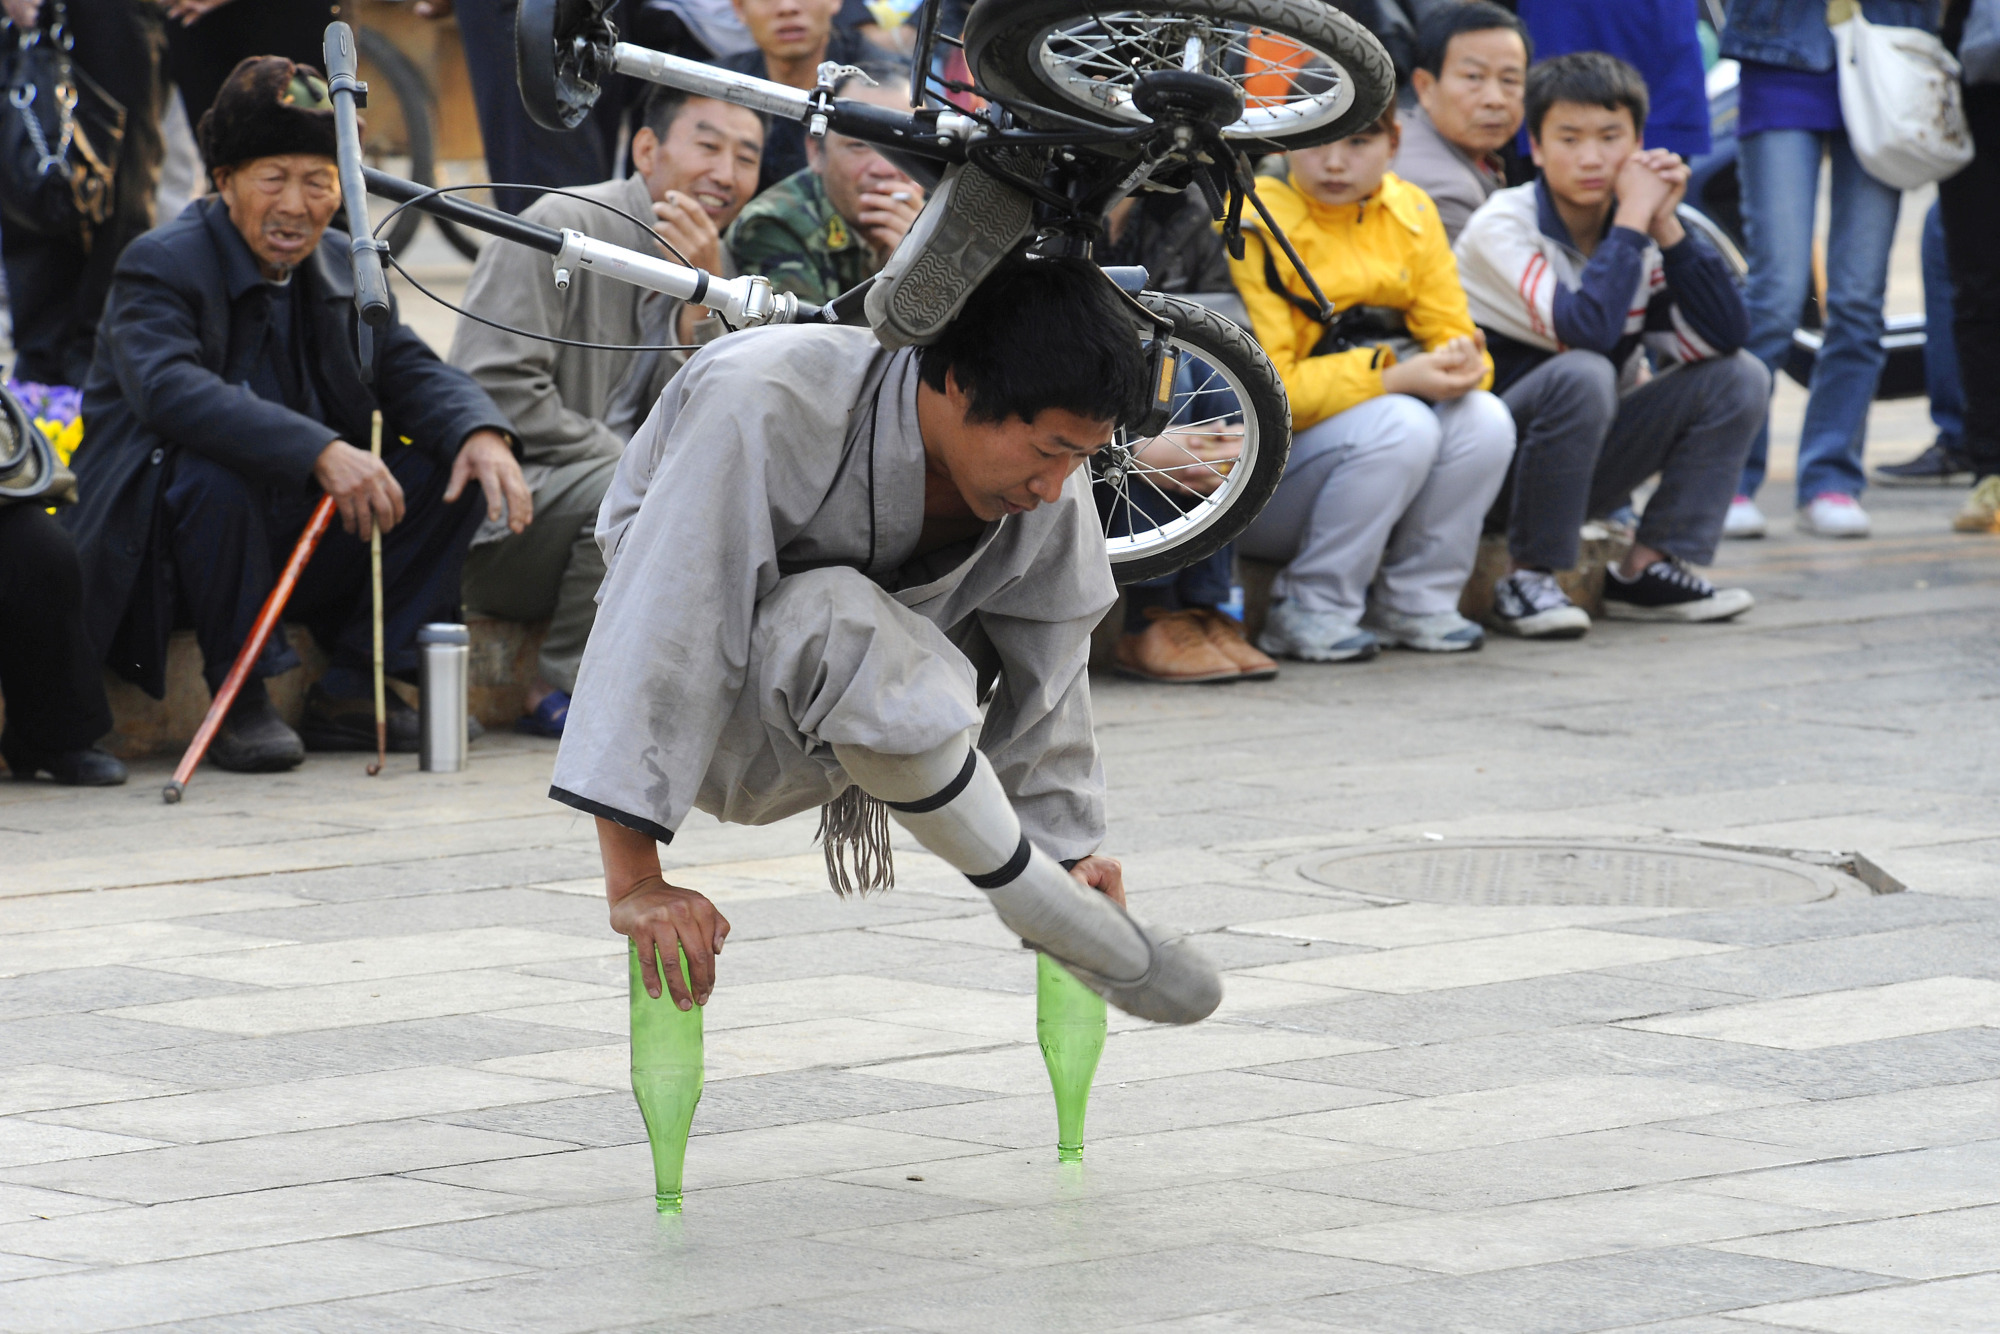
<box><xmin>1524</xmin><ymin>51</ymin><xmax>1649</xmax><ymax>143</ymax></box>
<box><xmin>1415</xmin><ymin>1</ymin><xmax>1531</xmax><ymax>79</ymax></box>
<box><xmin>917</xmin><ymin>256</ymin><xmax>1148</xmax><ymax>427</ymax></box>
<box><xmin>639</xmin><ymin>84</ymin><xmax>767</xmax><ymax>141</ymax></box>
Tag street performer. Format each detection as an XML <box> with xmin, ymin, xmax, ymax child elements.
<box><xmin>550</xmin><ymin>257</ymin><xmax>1221</xmax><ymax>1024</ymax></box>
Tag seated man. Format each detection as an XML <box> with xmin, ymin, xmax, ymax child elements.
<box><xmin>1454</xmin><ymin>53</ymin><xmax>1767</xmax><ymax>636</ymax></box>
<box><xmin>1230</xmin><ymin>106</ymin><xmax>1516</xmax><ymax>664</ymax></box>
<box><xmin>717</xmin><ymin>0</ymin><xmax>897</xmax><ymax>194</ymax></box>
<box><xmin>67</xmin><ymin>57</ymin><xmax>527</xmax><ymax>770</ymax></box>
<box><xmin>551</xmin><ymin>257</ymin><xmax>1219</xmax><ymax>1025</ymax></box>
<box><xmin>450</xmin><ymin>86</ymin><xmax>765</xmax><ymax>737</ymax></box>
<box><xmin>726</xmin><ymin>68</ymin><xmax>924</xmax><ymax>307</ymax></box>
<box><xmin>1391</xmin><ymin>1</ymin><xmax>1530</xmax><ymax>244</ymax></box>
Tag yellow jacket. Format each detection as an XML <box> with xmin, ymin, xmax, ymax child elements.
<box><xmin>1229</xmin><ymin>171</ymin><xmax>1492</xmax><ymax>431</ymax></box>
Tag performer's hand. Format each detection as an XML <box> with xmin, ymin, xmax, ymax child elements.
<box><xmin>1069</xmin><ymin>855</ymin><xmax>1127</xmax><ymax>908</ymax></box>
<box><xmin>314</xmin><ymin>439</ymin><xmax>405</xmax><ymax>540</ymax></box>
<box><xmin>446</xmin><ymin>429</ymin><xmax>532</xmax><ymax>534</ymax></box>
<box><xmin>612</xmin><ymin>880</ymin><xmax>732</xmax><ymax>1009</ymax></box>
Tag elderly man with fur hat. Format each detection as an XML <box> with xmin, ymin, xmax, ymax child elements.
<box><xmin>65</xmin><ymin>56</ymin><xmax>527</xmax><ymax>772</ymax></box>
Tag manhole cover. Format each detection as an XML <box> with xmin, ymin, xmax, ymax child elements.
<box><xmin>1300</xmin><ymin>841</ymin><xmax>1842</xmax><ymax>908</ymax></box>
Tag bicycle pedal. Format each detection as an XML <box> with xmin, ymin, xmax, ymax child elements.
<box><xmin>864</xmin><ymin>162</ymin><xmax>1034</xmax><ymax>348</ymax></box>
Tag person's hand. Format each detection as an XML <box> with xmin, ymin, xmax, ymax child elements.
<box><xmin>445</xmin><ymin>429</ymin><xmax>532</xmax><ymax>534</ymax></box>
<box><xmin>1381</xmin><ymin>335</ymin><xmax>1486</xmax><ymax>401</ymax></box>
<box><xmin>651</xmin><ymin>190</ymin><xmax>724</xmax><ymax>276</ymax></box>
<box><xmin>854</xmin><ymin>184</ymin><xmax>925</xmax><ymax>259</ymax></box>
<box><xmin>1613</xmin><ymin>150</ymin><xmax>1675</xmax><ymax>234</ymax></box>
<box><xmin>314</xmin><ymin>439</ymin><xmax>405</xmax><ymax>539</ymax></box>
<box><xmin>611</xmin><ymin>879</ymin><xmax>732</xmax><ymax>1008</ymax></box>
<box><xmin>413</xmin><ymin>0</ymin><xmax>454</xmax><ymax>17</ymax></box>
<box><xmin>162</xmin><ymin>0</ymin><xmax>234</xmax><ymax>26</ymax></box>
<box><xmin>1134</xmin><ymin>426</ymin><xmax>1243</xmax><ymax>498</ymax></box>
<box><xmin>3</xmin><ymin>0</ymin><xmax>41</xmax><ymax>30</ymax></box>
<box><xmin>1068</xmin><ymin>854</ymin><xmax>1126</xmax><ymax>909</ymax></box>
<box><xmin>1643</xmin><ymin>151</ymin><xmax>1689</xmax><ymax>246</ymax></box>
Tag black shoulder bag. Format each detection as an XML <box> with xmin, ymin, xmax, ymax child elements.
<box><xmin>1258</xmin><ymin>235</ymin><xmax>1419</xmax><ymax>367</ymax></box>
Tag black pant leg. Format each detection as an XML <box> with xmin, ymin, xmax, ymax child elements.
<box><xmin>159</xmin><ymin>453</ymin><xmax>305</xmax><ymax>691</ymax></box>
<box><xmin>284</xmin><ymin>446</ymin><xmax>483</xmax><ymax>685</ymax></box>
<box><xmin>0</xmin><ymin>505</ymin><xmax>115</xmax><ymax>755</ymax></box>
<box><xmin>1939</xmin><ymin>86</ymin><xmax>2000</xmax><ymax>480</ymax></box>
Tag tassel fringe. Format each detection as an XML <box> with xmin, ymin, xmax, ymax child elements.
<box><xmin>816</xmin><ymin>784</ymin><xmax>895</xmax><ymax>897</ymax></box>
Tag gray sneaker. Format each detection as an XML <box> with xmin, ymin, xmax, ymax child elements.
<box><xmin>1491</xmin><ymin>570</ymin><xmax>1592</xmax><ymax>639</ymax></box>
<box><xmin>1365</xmin><ymin>607</ymin><xmax>1486</xmax><ymax>652</ymax></box>
<box><xmin>1256</xmin><ymin>600</ymin><xmax>1380</xmax><ymax>663</ymax></box>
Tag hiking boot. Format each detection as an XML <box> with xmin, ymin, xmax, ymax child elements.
<box><xmin>301</xmin><ymin>682</ymin><xmax>420</xmax><ymax>753</ymax></box>
<box><xmin>1796</xmin><ymin>493</ymin><xmax>1870</xmax><ymax>538</ymax></box>
<box><xmin>1256</xmin><ymin>601</ymin><xmax>1379</xmax><ymax>663</ymax></box>
<box><xmin>1876</xmin><ymin>440</ymin><xmax>1972</xmax><ymax>486</ymax></box>
<box><xmin>1364</xmin><ymin>607</ymin><xmax>1485</xmax><ymax>653</ymax></box>
<box><xmin>207</xmin><ymin>684</ymin><xmax>305</xmax><ymax>772</ymax></box>
<box><xmin>1723</xmin><ymin>496</ymin><xmax>1767</xmax><ymax>539</ymax></box>
<box><xmin>1195</xmin><ymin>609</ymin><xmax>1278</xmax><ymax>679</ymax></box>
<box><xmin>1953</xmin><ymin>476</ymin><xmax>2000</xmax><ymax>533</ymax></box>
<box><xmin>1490</xmin><ymin>569</ymin><xmax>1591</xmax><ymax>639</ymax></box>
<box><xmin>1602</xmin><ymin>558</ymin><xmax>1754</xmax><ymax>623</ymax></box>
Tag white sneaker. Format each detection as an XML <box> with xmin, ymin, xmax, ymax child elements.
<box><xmin>1723</xmin><ymin>496</ymin><xmax>1767</xmax><ymax>539</ymax></box>
<box><xmin>1256</xmin><ymin>601</ymin><xmax>1380</xmax><ymax>663</ymax></box>
<box><xmin>1489</xmin><ymin>569</ymin><xmax>1592</xmax><ymax>639</ymax></box>
<box><xmin>1364</xmin><ymin>607</ymin><xmax>1485</xmax><ymax>652</ymax></box>
<box><xmin>1796</xmin><ymin>492</ymin><xmax>1871</xmax><ymax>539</ymax></box>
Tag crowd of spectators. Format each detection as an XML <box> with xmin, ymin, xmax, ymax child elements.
<box><xmin>0</xmin><ymin>0</ymin><xmax>1990</xmax><ymax>781</ymax></box>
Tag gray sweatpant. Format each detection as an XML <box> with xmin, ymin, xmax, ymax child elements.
<box><xmin>1238</xmin><ymin>391</ymin><xmax>1516</xmax><ymax>619</ymax></box>
<box><xmin>1500</xmin><ymin>349</ymin><xmax>1770</xmax><ymax>570</ymax></box>
<box><xmin>461</xmin><ymin>455</ymin><xmax>618</xmax><ymax>695</ymax></box>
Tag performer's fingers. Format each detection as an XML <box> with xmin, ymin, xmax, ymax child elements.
<box><xmin>678</xmin><ymin>925</ymin><xmax>716</xmax><ymax>1007</ymax></box>
<box><xmin>637</xmin><ymin>934</ymin><xmax>665</xmax><ymax>1001</ymax></box>
<box><xmin>711</xmin><ymin>908</ymin><xmax>731</xmax><ymax>955</ymax></box>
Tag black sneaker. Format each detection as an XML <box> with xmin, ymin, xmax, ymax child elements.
<box><xmin>1875</xmin><ymin>440</ymin><xmax>1972</xmax><ymax>487</ymax></box>
<box><xmin>208</xmin><ymin>683</ymin><xmax>305</xmax><ymax>772</ymax></box>
<box><xmin>1490</xmin><ymin>569</ymin><xmax>1592</xmax><ymax>639</ymax></box>
<box><xmin>1602</xmin><ymin>558</ymin><xmax>1754</xmax><ymax>623</ymax></box>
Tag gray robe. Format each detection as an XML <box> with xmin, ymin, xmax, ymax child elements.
<box><xmin>548</xmin><ymin>324</ymin><xmax>1118</xmax><ymax>863</ymax></box>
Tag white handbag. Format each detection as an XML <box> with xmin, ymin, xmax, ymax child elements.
<box><xmin>1829</xmin><ymin>0</ymin><xmax>1975</xmax><ymax>188</ymax></box>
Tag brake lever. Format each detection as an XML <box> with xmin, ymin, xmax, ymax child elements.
<box><xmin>807</xmin><ymin>61</ymin><xmax>874</xmax><ymax>138</ymax></box>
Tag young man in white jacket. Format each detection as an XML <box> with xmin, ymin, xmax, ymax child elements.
<box><xmin>1454</xmin><ymin>53</ymin><xmax>1768</xmax><ymax>637</ymax></box>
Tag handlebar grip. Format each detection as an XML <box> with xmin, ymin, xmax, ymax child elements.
<box><xmin>324</xmin><ymin>22</ymin><xmax>392</xmax><ymax>332</ymax></box>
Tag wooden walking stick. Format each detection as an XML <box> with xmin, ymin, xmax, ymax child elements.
<box><xmin>366</xmin><ymin>409</ymin><xmax>388</xmax><ymax>776</ymax></box>
<box><xmin>162</xmin><ymin>495</ymin><xmax>338</xmax><ymax>804</ymax></box>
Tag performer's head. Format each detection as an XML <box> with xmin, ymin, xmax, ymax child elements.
<box><xmin>198</xmin><ymin>56</ymin><xmax>342</xmax><ymax>282</ymax></box>
<box><xmin>915</xmin><ymin>256</ymin><xmax>1148</xmax><ymax>521</ymax></box>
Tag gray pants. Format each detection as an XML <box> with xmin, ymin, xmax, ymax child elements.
<box><xmin>1239</xmin><ymin>391</ymin><xmax>1516</xmax><ymax>619</ymax></box>
<box><xmin>461</xmin><ymin>455</ymin><xmax>618</xmax><ymax>694</ymax></box>
<box><xmin>1500</xmin><ymin>350</ymin><xmax>1770</xmax><ymax>570</ymax></box>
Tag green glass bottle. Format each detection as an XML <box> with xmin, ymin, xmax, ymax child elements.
<box><xmin>629</xmin><ymin>940</ymin><xmax>704</xmax><ymax>1213</ymax></box>
<box><xmin>1036</xmin><ymin>952</ymin><xmax>1107</xmax><ymax>1162</ymax></box>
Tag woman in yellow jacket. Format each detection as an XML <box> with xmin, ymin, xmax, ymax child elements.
<box><xmin>1232</xmin><ymin>108</ymin><xmax>1515</xmax><ymax>662</ymax></box>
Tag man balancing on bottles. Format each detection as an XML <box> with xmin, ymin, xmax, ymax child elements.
<box><xmin>549</xmin><ymin>256</ymin><xmax>1220</xmax><ymax>1024</ymax></box>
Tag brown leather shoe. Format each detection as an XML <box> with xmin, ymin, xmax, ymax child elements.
<box><xmin>1197</xmin><ymin>609</ymin><xmax>1279</xmax><ymax>679</ymax></box>
<box><xmin>1114</xmin><ymin>609</ymin><xmax>1241</xmax><ymax>683</ymax></box>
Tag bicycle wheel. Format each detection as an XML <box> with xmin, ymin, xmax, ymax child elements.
<box><xmin>1098</xmin><ymin>292</ymin><xmax>1290</xmax><ymax>585</ymax></box>
<box><xmin>964</xmin><ymin>0</ymin><xmax>1393</xmax><ymax>153</ymax></box>
<box><xmin>357</xmin><ymin>27</ymin><xmax>436</xmax><ymax>256</ymax></box>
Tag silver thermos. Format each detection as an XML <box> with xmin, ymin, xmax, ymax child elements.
<box><xmin>417</xmin><ymin>622</ymin><xmax>469</xmax><ymax>773</ymax></box>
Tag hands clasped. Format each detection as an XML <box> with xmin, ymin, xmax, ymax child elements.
<box><xmin>1381</xmin><ymin>330</ymin><xmax>1488</xmax><ymax>402</ymax></box>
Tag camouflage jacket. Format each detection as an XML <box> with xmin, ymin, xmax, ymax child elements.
<box><xmin>725</xmin><ymin>169</ymin><xmax>881</xmax><ymax>308</ymax></box>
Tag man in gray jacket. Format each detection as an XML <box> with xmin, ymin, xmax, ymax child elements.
<box><xmin>449</xmin><ymin>87</ymin><xmax>765</xmax><ymax>737</ymax></box>
<box><xmin>1390</xmin><ymin>2</ymin><xmax>1529</xmax><ymax>243</ymax></box>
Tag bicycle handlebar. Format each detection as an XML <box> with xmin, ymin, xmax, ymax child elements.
<box><xmin>324</xmin><ymin>23</ymin><xmax>391</xmax><ymax>337</ymax></box>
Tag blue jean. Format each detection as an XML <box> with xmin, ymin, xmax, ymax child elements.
<box><xmin>1737</xmin><ymin>128</ymin><xmax>1903</xmax><ymax>503</ymax></box>
<box><xmin>1921</xmin><ymin>200</ymin><xmax>1963</xmax><ymax>454</ymax></box>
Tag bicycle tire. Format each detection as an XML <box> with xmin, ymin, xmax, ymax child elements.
<box><xmin>357</xmin><ymin>27</ymin><xmax>436</xmax><ymax>256</ymax></box>
<box><xmin>964</xmin><ymin>0</ymin><xmax>1393</xmax><ymax>154</ymax></box>
<box><xmin>1099</xmin><ymin>291</ymin><xmax>1290</xmax><ymax>585</ymax></box>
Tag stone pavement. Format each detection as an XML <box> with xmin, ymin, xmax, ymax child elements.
<box><xmin>4</xmin><ymin>473</ymin><xmax>1999</xmax><ymax>1333</ymax></box>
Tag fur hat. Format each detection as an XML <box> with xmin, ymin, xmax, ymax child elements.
<box><xmin>196</xmin><ymin>56</ymin><xmax>345</xmax><ymax>174</ymax></box>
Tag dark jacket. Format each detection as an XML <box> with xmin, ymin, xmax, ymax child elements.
<box><xmin>1101</xmin><ymin>187</ymin><xmax>1232</xmax><ymax>296</ymax></box>
<box><xmin>65</xmin><ymin>197</ymin><xmax>513</xmax><ymax>697</ymax></box>
<box><xmin>1720</xmin><ymin>0</ymin><xmax>1937</xmax><ymax>71</ymax></box>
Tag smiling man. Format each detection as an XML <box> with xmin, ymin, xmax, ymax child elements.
<box><xmin>67</xmin><ymin>56</ymin><xmax>524</xmax><ymax>771</ymax></box>
<box><xmin>549</xmin><ymin>256</ymin><xmax>1222</xmax><ymax>1026</ymax></box>
<box><xmin>449</xmin><ymin>86</ymin><xmax>766</xmax><ymax>738</ymax></box>
<box><xmin>1391</xmin><ymin>1</ymin><xmax>1532</xmax><ymax>244</ymax></box>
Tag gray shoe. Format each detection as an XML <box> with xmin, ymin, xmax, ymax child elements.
<box><xmin>207</xmin><ymin>686</ymin><xmax>304</xmax><ymax>773</ymax></box>
<box><xmin>1043</xmin><ymin>914</ymin><xmax>1223</xmax><ymax>1026</ymax></box>
<box><xmin>1256</xmin><ymin>600</ymin><xmax>1379</xmax><ymax>663</ymax></box>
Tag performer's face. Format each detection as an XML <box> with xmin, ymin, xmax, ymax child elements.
<box><xmin>925</xmin><ymin>370</ymin><xmax>1116</xmax><ymax>521</ymax></box>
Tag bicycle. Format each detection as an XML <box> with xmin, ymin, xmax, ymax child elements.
<box><xmin>328</xmin><ymin>0</ymin><xmax>1394</xmax><ymax>582</ymax></box>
